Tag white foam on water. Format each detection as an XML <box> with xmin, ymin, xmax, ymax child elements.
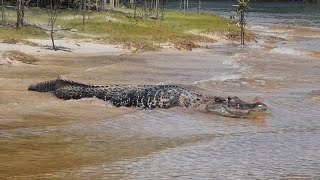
<box><xmin>248</xmin><ymin>43</ymin><xmax>263</xmax><ymax>49</ymax></box>
<box><xmin>230</xmin><ymin>53</ymin><xmax>252</xmax><ymax>72</ymax></box>
<box><xmin>250</xmin><ymin>25</ymin><xmax>270</xmax><ymax>31</ymax></box>
<box><xmin>192</xmin><ymin>73</ymin><xmax>242</xmax><ymax>85</ymax></box>
<box><xmin>249</xmin><ymin>24</ymin><xmax>291</xmax><ymax>40</ymax></box>
<box><xmin>222</xmin><ymin>58</ymin><xmax>240</xmax><ymax>68</ymax></box>
<box><xmin>271</xmin><ymin>47</ymin><xmax>305</xmax><ymax>56</ymax></box>
<box><xmin>259</xmin><ymin>31</ymin><xmax>290</xmax><ymax>39</ymax></box>
<box><xmin>303</xmin><ymin>35</ymin><xmax>320</xmax><ymax>38</ymax></box>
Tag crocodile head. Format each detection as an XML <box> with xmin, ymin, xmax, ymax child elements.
<box><xmin>206</xmin><ymin>96</ymin><xmax>267</xmax><ymax>118</ymax></box>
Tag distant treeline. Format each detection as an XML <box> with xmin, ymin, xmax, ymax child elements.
<box><xmin>2</xmin><ymin>0</ymin><xmax>318</xmax><ymax>10</ymax></box>
<box><xmin>2</xmin><ymin>0</ymin><xmax>167</xmax><ymax>9</ymax></box>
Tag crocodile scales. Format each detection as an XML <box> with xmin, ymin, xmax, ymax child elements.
<box><xmin>28</xmin><ymin>78</ymin><xmax>267</xmax><ymax>118</ymax></box>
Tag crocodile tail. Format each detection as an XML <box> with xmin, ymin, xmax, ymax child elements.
<box><xmin>27</xmin><ymin>78</ymin><xmax>63</xmax><ymax>92</ymax></box>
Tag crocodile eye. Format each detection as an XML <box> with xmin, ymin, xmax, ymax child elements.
<box><xmin>227</xmin><ymin>97</ymin><xmax>236</xmax><ymax>107</ymax></box>
<box><xmin>214</xmin><ymin>97</ymin><xmax>225</xmax><ymax>103</ymax></box>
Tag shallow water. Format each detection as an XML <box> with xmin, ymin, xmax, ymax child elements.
<box><xmin>1</xmin><ymin>2</ymin><xmax>320</xmax><ymax>179</ymax></box>
<box><xmin>1</xmin><ymin>46</ymin><xmax>320</xmax><ymax>178</ymax></box>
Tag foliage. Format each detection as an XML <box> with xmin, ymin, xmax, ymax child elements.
<box><xmin>233</xmin><ymin>0</ymin><xmax>250</xmax><ymax>45</ymax></box>
<box><xmin>233</xmin><ymin>0</ymin><xmax>250</xmax><ymax>13</ymax></box>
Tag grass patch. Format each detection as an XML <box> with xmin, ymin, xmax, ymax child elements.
<box><xmin>59</xmin><ymin>10</ymin><xmax>221</xmax><ymax>50</ymax></box>
<box><xmin>1</xmin><ymin>37</ymin><xmax>40</xmax><ymax>46</ymax></box>
<box><xmin>3</xmin><ymin>50</ymin><xmax>39</xmax><ymax>64</ymax></box>
<box><xmin>0</xmin><ymin>25</ymin><xmax>47</xmax><ymax>40</ymax></box>
<box><xmin>163</xmin><ymin>10</ymin><xmax>235</xmax><ymax>32</ymax></box>
<box><xmin>1</xmin><ymin>8</ymin><xmax>237</xmax><ymax>50</ymax></box>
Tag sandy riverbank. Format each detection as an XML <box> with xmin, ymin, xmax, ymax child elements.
<box><xmin>0</xmin><ymin>32</ymin><xmax>234</xmax><ymax>65</ymax></box>
<box><xmin>0</xmin><ymin>39</ymin><xmax>129</xmax><ymax>65</ymax></box>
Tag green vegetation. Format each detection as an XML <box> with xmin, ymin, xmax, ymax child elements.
<box><xmin>233</xmin><ymin>0</ymin><xmax>250</xmax><ymax>45</ymax></box>
<box><xmin>164</xmin><ymin>10</ymin><xmax>234</xmax><ymax>32</ymax></box>
<box><xmin>0</xmin><ymin>8</ymin><xmax>235</xmax><ymax>50</ymax></box>
<box><xmin>0</xmin><ymin>25</ymin><xmax>47</xmax><ymax>39</ymax></box>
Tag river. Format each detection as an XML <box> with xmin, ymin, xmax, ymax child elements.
<box><xmin>1</xmin><ymin>2</ymin><xmax>320</xmax><ymax>179</ymax></box>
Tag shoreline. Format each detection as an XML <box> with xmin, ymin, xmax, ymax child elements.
<box><xmin>0</xmin><ymin>32</ymin><xmax>233</xmax><ymax>65</ymax></box>
<box><xmin>1</xmin><ymin>22</ymin><xmax>319</xmax><ymax>66</ymax></box>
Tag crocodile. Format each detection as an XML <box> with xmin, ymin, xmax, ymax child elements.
<box><xmin>27</xmin><ymin>78</ymin><xmax>267</xmax><ymax>118</ymax></box>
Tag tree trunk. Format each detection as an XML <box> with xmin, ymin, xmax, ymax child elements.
<box><xmin>1</xmin><ymin>0</ymin><xmax>4</xmax><ymax>21</ymax></box>
<box><xmin>87</xmin><ymin>0</ymin><xmax>90</xmax><ymax>22</ymax></box>
<box><xmin>101</xmin><ymin>0</ymin><xmax>103</xmax><ymax>10</ymax></box>
<box><xmin>198</xmin><ymin>0</ymin><xmax>201</xmax><ymax>14</ymax></box>
<box><xmin>49</xmin><ymin>1</ymin><xmax>58</xmax><ymax>51</ymax></box>
<box><xmin>144</xmin><ymin>0</ymin><xmax>147</xmax><ymax>15</ymax></box>
<box><xmin>110</xmin><ymin>0</ymin><xmax>114</xmax><ymax>8</ymax></box>
<box><xmin>130</xmin><ymin>0</ymin><xmax>134</xmax><ymax>8</ymax></box>
<box><xmin>50</xmin><ymin>23</ymin><xmax>56</xmax><ymax>51</ymax></box>
<box><xmin>134</xmin><ymin>0</ymin><xmax>137</xmax><ymax>18</ymax></box>
<box><xmin>79</xmin><ymin>0</ymin><xmax>82</xmax><ymax>11</ymax></box>
<box><xmin>82</xmin><ymin>0</ymin><xmax>86</xmax><ymax>29</ymax></box>
<box><xmin>240</xmin><ymin>10</ymin><xmax>245</xmax><ymax>45</ymax></box>
<box><xmin>102</xmin><ymin>0</ymin><xmax>107</xmax><ymax>10</ymax></box>
<box><xmin>186</xmin><ymin>0</ymin><xmax>188</xmax><ymax>10</ymax></box>
<box><xmin>155</xmin><ymin>0</ymin><xmax>159</xmax><ymax>18</ymax></box>
<box><xmin>116</xmin><ymin>0</ymin><xmax>119</xmax><ymax>8</ymax></box>
<box><xmin>16</xmin><ymin>0</ymin><xmax>24</xmax><ymax>28</ymax></box>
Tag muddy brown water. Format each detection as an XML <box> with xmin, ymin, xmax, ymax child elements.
<box><xmin>1</xmin><ymin>44</ymin><xmax>320</xmax><ymax>179</ymax></box>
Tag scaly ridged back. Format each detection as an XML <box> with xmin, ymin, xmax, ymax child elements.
<box><xmin>27</xmin><ymin>78</ymin><xmax>89</xmax><ymax>92</ymax></box>
<box><xmin>28</xmin><ymin>78</ymin><xmax>208</xmax><ymax>109</ymax></box>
